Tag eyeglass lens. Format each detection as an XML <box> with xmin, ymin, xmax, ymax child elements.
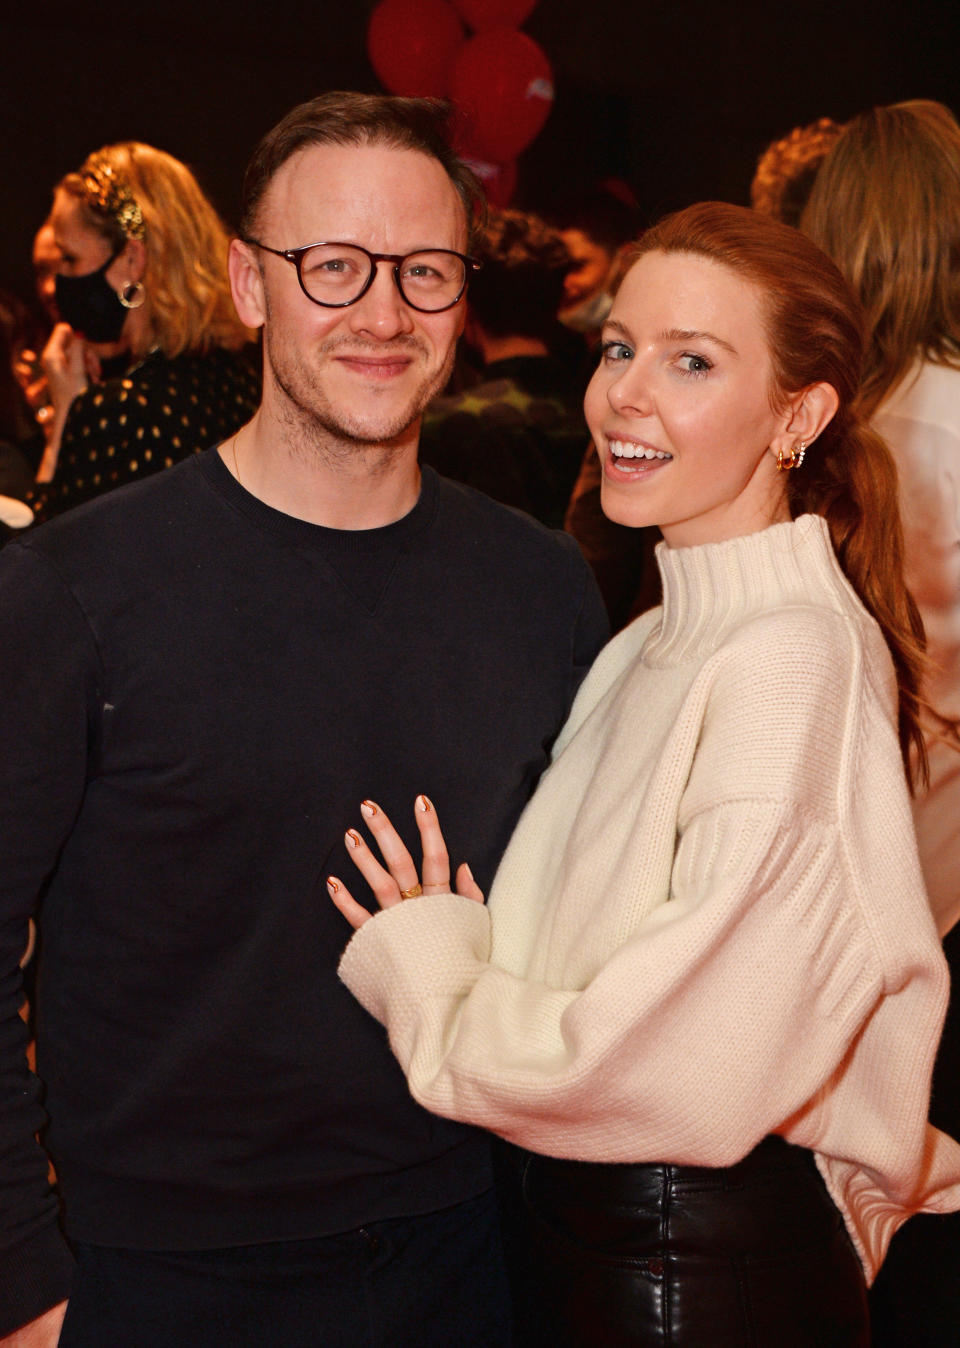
<box><xmin>298</xmin><ymin>245</ymin><xmax>466</xmax><ymax>310</ymax></box>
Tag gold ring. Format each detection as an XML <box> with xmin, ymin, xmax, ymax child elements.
<box><xmin>399</xmin><ymin>883</ymin><xmax>423</xmax><ymax>900</ymax></box>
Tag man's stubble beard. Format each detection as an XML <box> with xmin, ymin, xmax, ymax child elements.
<box><xmin>263</xmin><ymin>317</ymin><xmax>457</xmax><ymax>469</ymax></box>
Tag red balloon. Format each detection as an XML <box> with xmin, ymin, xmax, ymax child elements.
<box><xmin>450</xmin><ymin>0</ymin><xmax>538</xmax><ymax>31</ymax></box>
<box><xmin>367</xmin><ymin>0</ymin><xmax>465</xmax><ymax>98</ymax></box>
<box><xmin>449</xmin><ymin>29</ymin><xmax>554</xmax><ymax>162</ymax></box>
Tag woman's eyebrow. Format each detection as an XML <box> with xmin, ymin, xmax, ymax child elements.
<box><xmin>660</xmin><ymin>327</ymin><xmax>738</xmax><ymax>356</ymax></box>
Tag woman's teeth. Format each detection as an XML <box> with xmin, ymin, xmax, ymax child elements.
<box><xmin>610</xmin><ymin>440</ymin><xmax>672</xmax><ymax>461</ymax></box>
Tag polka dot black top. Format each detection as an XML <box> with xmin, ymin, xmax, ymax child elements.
<box><xmin>32</xmin><ymin>345</ymin><xmax>260</xmax><ymax>523</ymax></box>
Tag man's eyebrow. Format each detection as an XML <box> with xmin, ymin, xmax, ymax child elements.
<box><xmin>661</xmin><ymin>327</ymin><xmax>738</xmax><ymax>356</ymax></box>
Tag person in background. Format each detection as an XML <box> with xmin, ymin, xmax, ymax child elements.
<box><xmin>32</xmin><ymin>219</ymin><xmax>60</xmax><ymax>324</ymax></box>
<box><xmin>12</xmin><ymin>220</ymin><xmax>61</xmax><ymax>429</ymax></box>
<box><xmin>554</xmin><ymin>182</ymin><xmax>643</xmax><ymax>338</ymax></box>
<box><xmin>31</xmin><ymin>141</ymin><xmax>259</xmax><ymax>520</ymax></box>
<box><xmin>331</xmin><ymin>202</ymin><xmax>960</xmax><ymax>1346</ymax></box>
<box><xmin>0</xmin><ymin>289</ymin><xmax>45</xmax><ymax>487</ymax></box>
<box><xmin>0</xmin><ymin>92</ymin><xmax>607</xmax><ymax>1347</ymax></box>
<box><xmin>751</xmin><ymin>116</ymin><xmax>845</xmax><ymax>227</ymax></box>
<box><xmin>803</xmin><ymin>97</ymin><xmax>960</xmax><ymax>1348</ymax></box>
<box><xmin>420</xmin><ymin>208</ymin><xmax>586</xmax><ymax>527</ymax></box>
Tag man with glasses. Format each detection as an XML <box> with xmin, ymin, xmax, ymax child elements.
<box><xmin>0</xmin><ymin>94</ymin><xmax>607</xmax><ymax>1346</ymax></box>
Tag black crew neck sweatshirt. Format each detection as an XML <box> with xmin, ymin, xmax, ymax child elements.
<box><xmin>0</xmin><ymin>450</ymin><xmax>608</xmax><ymax>1330</ymax></box>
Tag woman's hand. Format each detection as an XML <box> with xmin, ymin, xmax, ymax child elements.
<box><xmin>41</xmin><ymin>323</ymin><xmax>89</xmax><ymax>412</ymax></box>
<box><xmin>35</xmin><ymin>324</ymin><xmax>92</xmax><ymax>483</ymax></box>
<box><xmin>12</xmin><ymin>348</ymin><xmax>50</xmax><ymax>413</ymax></box>
<box><xmin>328</xmin><ymin>795</ymin><xmax>484</xmax><ymax>930</ymax></box>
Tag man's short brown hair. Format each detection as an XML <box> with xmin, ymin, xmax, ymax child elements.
<box><xmin>240</xmin><ymin>91</ymin><xmax>484</xmax><ymax>246</ymax></box>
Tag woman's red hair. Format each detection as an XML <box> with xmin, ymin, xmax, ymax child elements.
<box><xmin>623</xmin><ymin>202</ymin><xmax>928</xmax><ymax>787</ymax></box>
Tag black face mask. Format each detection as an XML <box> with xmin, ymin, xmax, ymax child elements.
<box><xmin>54</xmin><ymin>246</ymin><xmax>128</xmax><ymax>343</ymax></box>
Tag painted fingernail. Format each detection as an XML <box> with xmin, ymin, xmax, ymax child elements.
<box><xmin>326</xmin><ymin>876</ymin><xmax>340</xmax><ymax>893</ymax></box>
<box><xmin>360</xmin><ymin>800</ymin><xmax>378</xmax><ymax>818</ymax></box>
<box><xmin>416</xmin><ymin>795</ymin><xmax>432</xmax><ymax>813</ymax></box>
<box><xmin>346</xmin><ymin>829</ymin><xmax>363</xmax><ymax>848</ymax></box>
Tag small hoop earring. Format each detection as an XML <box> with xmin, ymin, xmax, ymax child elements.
<box><xmin>777</xmin><ymin>440</ymin><xmax>807</xmax><ymax>472</ymax></box>
<box><xmin>119</xmin><ymin>280</ymin><xmax>146</xmax><ymax>310</ymax></box>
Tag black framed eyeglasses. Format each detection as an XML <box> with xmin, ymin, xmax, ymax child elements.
<box><xmin>242</xmin><ymin>238</ymin><xmax>481</xmax><ymax>313</ymax></box>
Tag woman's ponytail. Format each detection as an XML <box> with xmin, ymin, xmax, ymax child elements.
<box><xmin>787</xmin><ymin>413</ymin><xmax>929</xmax><ymax>789</ymax></box>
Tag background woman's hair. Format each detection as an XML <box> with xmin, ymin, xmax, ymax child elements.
<box><xmin>58</xmin><ymin>142</ymin><xmax>252</xmax><ymax>360</ymax></box>
<box><xmin>801</xmin><ymin>100</ymin><xmax>960</xmax><ymax>416</ymax></box>
<box><xmin>467</xmin><ymin>208</ymin><xmax>572</xmax><ymax>343</ymax></box>
<box><xmin>750</xmin><ymin>116</ymin><xmax>845</xmax><ymax>228</ymax></box>
<box><xmin>624</xmin><ymin>200</ymin><xmax>929</xmax><ymax>786</ymax></box>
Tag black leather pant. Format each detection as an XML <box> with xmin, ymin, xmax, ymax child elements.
<box><xmin>496</xmin><ymin>1136</ymin><xmax>870</xmax><ymax>1346</ymax></box>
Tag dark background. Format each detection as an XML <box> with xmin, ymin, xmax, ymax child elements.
<box><xmin>3</xmin><ymin>0</ymin><xmax>958</xmax><ymax>308</ymax></box>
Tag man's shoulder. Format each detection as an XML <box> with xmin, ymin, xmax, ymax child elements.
<box><xmin>430</xmin><ymin>468</ymin><xmax>581</xmax><ymax>558</ymax></box>
<box><xmin>21</xmin><ymin>453</ymin><xmax>213</xmax><ymax>567</ymax></box>
<box><xmin>426</xmin><ymin>472</ymin><xmax>607</xmax><ymax>650</ymax></box>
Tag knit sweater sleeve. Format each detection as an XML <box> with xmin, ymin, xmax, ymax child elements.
<box><xmin>341</xmin><ymin>801</ymin><xmax>881</xmax><ymax>1158</ymax></box>
<box><xmin>341</xmin><ymin>538</ymin><xmax>960</xmax><ymax>1279</ymax></box>
<box><xmin>339</xmin><ymin>610</ymin><xmax>921</xmax><ymax>1161</ymax></box>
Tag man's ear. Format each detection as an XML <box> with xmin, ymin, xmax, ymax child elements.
<box><xmin>770</xmin><ymin>381</ymin><xmax>840</xmax><ymax>462</ymax></box>
<box><xmin>228</xmin><ymin>239</ymin><xmax>266</xmax><ymax>330</ymax></box>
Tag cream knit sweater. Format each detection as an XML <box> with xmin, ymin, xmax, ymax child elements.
<box><xmin>340</xmin><ymin>514</ymin><xmax>960</xmax><ymax>1282</ymax></box>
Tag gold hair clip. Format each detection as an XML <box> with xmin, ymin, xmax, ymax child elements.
<box><xmin>81</xmin><ymin>158</ymin><xmax>146</xmax><ymax>241</ymax></box>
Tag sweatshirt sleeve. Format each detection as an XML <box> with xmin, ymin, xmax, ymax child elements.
<box><xmin>0</xmin><ymin>542</ymin><xmax>100</xmax><ymax>1330</ymax></box>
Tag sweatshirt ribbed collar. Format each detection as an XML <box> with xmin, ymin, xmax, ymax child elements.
<box><xmin>642</xmin><ymin>514</ymin><xmax>853</xmax><ymax>666</ymax></box>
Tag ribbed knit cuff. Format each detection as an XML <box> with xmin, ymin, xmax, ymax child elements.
<box><xmin>339</xmin><ymin>893</ymin><xmax>490</xmax><ymax>1030</ymax></box>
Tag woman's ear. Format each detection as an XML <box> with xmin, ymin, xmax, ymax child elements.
<box><xmin>122</xmin><ymin>237</ymin><xmax>147</xmax><ymax>284</ymax></box>
<box><xmin>228</xmin><ymin>239</ymin><xmax>266</xmax><ymax>330</ymax></box>
<box><xmin>770</xmin><ymin>381</ymin><xmax>840</xmax><ymax>462</ymax></box>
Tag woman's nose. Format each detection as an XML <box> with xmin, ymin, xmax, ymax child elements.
<box><xmin>609</xmin><ymin>364</ymin><xmax>652</xmax><ymax>415</ymax></box>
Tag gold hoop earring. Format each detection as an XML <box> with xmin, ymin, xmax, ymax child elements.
<box><xmin>119</xmin><ymin>280</ymin><xmax>146</xmax><ymax>310</ymax></box>
<box><xmin>777</xmin><ymin>440</ymin><xmax>807</xmax><ymax>472</ymax></box>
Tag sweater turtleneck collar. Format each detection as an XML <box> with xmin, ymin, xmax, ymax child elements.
<box><xmin>642</xmin><ymin>514</ymin><xmax>855</xmax><ymax>666</ymax></box>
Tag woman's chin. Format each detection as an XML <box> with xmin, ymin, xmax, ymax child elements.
<box><xmin>599</xmin><ymin>476</ymin><xmax>658</xmax><ymax>531</ymax></box>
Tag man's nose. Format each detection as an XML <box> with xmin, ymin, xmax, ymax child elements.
<box><xmin>347</xmin><ymin>262</ymin><xmax>415</xmax><ymax>339</ymax></box>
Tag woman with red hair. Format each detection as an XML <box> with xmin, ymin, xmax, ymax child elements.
<box><xmin>329</xmin><ymin>202</ymin><xmax>960</xmax><ymax>1345</ymax></box>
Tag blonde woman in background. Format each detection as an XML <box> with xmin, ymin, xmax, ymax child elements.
<box><xmin>803</xmin><ymin>97</ymin><xmax>960</xmax><ymax>1348</ymax></box>
<box><xmin>34</xmin><ymin>142</ymin><xmax>258</xmax><ymax>520</ymax></box>
<box><xmin>803</xmin><ymin>101</ymin><xmax>960</xmax><ymax>939</ymax></box>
